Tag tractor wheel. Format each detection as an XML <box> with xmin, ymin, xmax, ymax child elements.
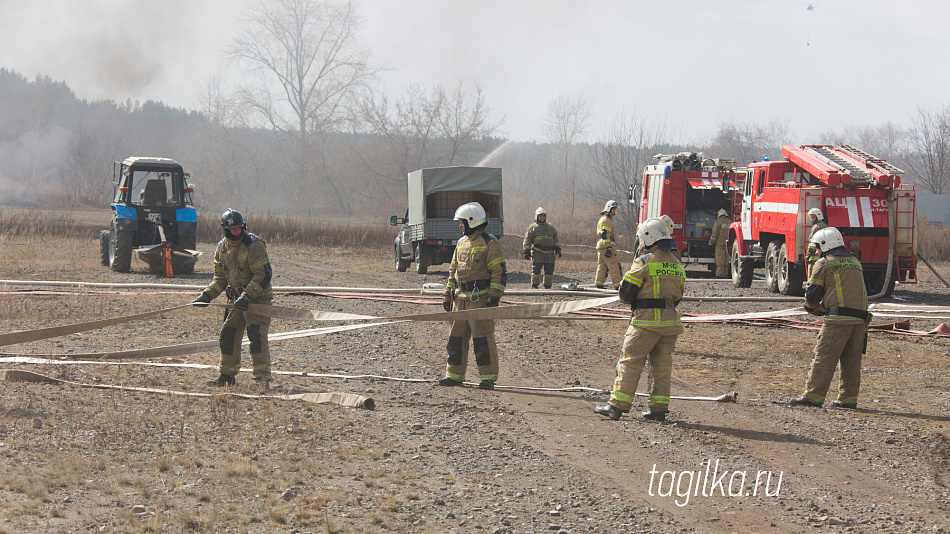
<box><xmin>395</xmin><ymin>244</ymin><xmax>409</xmax><ymax>272</ymax></box>
<box><xmin>731</xmin><ymin>241</ymin><xmax>753</xmax><ymax>289</ymax></box>
<box><xmin>777</xmin><ymin>243</ymin><xmax>805</xmax><ymax>296</ymax></box>
<box><xmin>415</xmin><ymin>245</ymin><xmax>428</xmax><ymax>274</ymax></box>
<box><xmin>109</xmin><ymin>221</ymin><xmax>133</xmax><ymax>273</ymax></box>
<box><xmin>99</xmin><ymin>230</ymin><xmax>110</xmax><ymax>266</ymax></box>
<box><xmin>764</xmin><ymin>242</ymin><xmax>780</xmax><ymax>293</ymax></box>
<box><xmin>175</xmin><ymin>235</ymin><xmax>197</xmax><ymax>274</ymax></box>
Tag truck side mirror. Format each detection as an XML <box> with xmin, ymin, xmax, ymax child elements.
<box><xmin>628</xmin><ymin>185</ymin><xmax>635</xmax><ymax>203</ymax></box>
<box><xmin>390</xmin><ymin>215</ymin><xmax>399</xmax><ymax>226</ymax></box>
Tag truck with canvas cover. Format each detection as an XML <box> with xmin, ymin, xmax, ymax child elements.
<box><xmin>635</xmin><ymin>152</ymin><xmax>743</xmax><ymax>271</ymax></box>
<box><xmin>99</xmin><ymin>157</ymin><xmax>200</xmax><ymax>276</ymax></box>
<box><xmin>391</xmin><ymin>166</ymin><xmax>503</xmax><ymax>274</ymax></box>
<box><xmin>730</xmin><ymin>144</ymin><xmax>916</xmax><ymax>297</ymax></box>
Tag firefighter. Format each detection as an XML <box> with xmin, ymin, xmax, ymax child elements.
<box><xmin>635</xmin><ymin>215</ymin><xmax>681</xmax><ymax>261</ymax></box>
<box><xmin>709</xmin><ymin>208</ymin><xmax>731</xmax><ymax>278</ymax></box>
<box><xmin>595</xmin><ymin>200</ymin><xmax>623</xmax><ymax>289</ymax></box>
<box><xmin>595</xmin><ymin>218</ymin><xmax>686</xmax><ymax>422</ymax></box>
<box><xmin>439</xmin><ymin>202</ymin><xmax>507</xmax><ymax>390</ymax></box>
<box><xmin>805</xmin><ymin>207</ymin><xmax>829</xmax><ymax>269</ymax></box>
<box><xmin>523</xmin><ymin>207</ymin><xmax>561</xmax><ymax>289</ymax></box>
<box><xmin>790</xmin><ymin>226</ymin><xmax>870</xmax><ymax>409</ymax></box>
<box><xmin>192</xmin><ymin>209</ymin><xmax>274</xmax><ymax>387</ymax></box>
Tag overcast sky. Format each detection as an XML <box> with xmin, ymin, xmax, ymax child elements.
<box><xmin>1</xmin><ymin>0</ymin><xmax>947</xmax><ymax>143</ymax></box>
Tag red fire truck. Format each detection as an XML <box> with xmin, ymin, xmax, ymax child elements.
<box><xmin>635</xmin><ymin>152</ymin><xmax>743</xmax><ymax>271</ymax></box>
<box><xmin>729</xmin><ymin>144</ymin><xmax>917</xmax><ymax>296</ymax></box>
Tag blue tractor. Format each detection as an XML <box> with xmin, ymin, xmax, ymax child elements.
<box><xmin>99</xmin><ymin>157</ymin><xmax>199</xmax><ymax>275</ymax></box>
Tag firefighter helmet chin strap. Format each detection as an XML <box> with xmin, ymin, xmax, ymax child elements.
<box><xmin>461</xmin><ymin>220</ymin><xmax>475</xmax><ymax>236</ymax></box>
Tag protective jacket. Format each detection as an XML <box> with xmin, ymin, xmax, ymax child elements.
<box><xmin>805</xmin><ymin>220</ymin><xmax>830</xmax><ymax>264</ymax></box>
<box><xmin>596</xmin><ymin>214</ymin><xmax>616</xmax><ymax>251</ymax></box>
<box><xmin>709</xmin><ymin>215</ymin><xmax>731</xmax><ymax>248</ymax></box>
<box><xmin>523</xmin><ymin>221</ymin><xmax>559</xmax><ymax>263</ymax></box>
<box><xmin>618</xmin><ymin>249</ymin><xmax>686</xmax><ymax>335</ymax></box>
<box><xmin>205</xmin><ymin>233</ymin><xmax>273</xmax><ymax>302</ymax></box>
<box><xmin>445</xmin><ymin>229</ymin><xmax>507</xmax><ymax>301</ymax></box>
<box><xmin>805</xmin><ymin>248</ymin><xmax>868</xmax><ymax>324</ymax></box>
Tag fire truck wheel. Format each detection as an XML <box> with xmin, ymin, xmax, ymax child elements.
<box><xmin>777</xmin><ymin>243</ymin><xmax>805</xmax><ymax>296</ymax></box>
<box><xmin>764</xmin><ymin>242</ymin><xmax>780</xmax><ymax>293</ymax></box>
<box><xmin>731</xmin><ymin>241</ymin><xmax>753</xmax><ymax>288</ymax></box>
<box><xmin>865</xmin><ymin>270</ymin><xmax>896</xmax><ymax>297</ymax></box>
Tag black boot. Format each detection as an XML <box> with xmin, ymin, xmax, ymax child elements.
<box><xmin>789</xmin><ymin>396</ymin><xmax>821</xmax><ymax>407</ymax></box>
<box><xmin>595</xmin><ymin>284</ymin><xmax>605</xmax><ymax>289</ymax></box>
<box><xmin>478</xmin><ymin>380</ymin><xmax>495</xmax><ymax>390</ymax></box>
<box><xmin>438</xmin><ymin>377</ymin><xmax>462</xmax><ymax>386</ymax></box>
<box><xmin>531</xmin><ymin>284</ymin><xmax>539</xmax><ymax>289</ymax></box>
<box><xmin>642</xmin><ymin>410</ymin><xmax>667</xmax><ymax>421</ymax></box>
<box><xmin>595</xmin><ymin>404</ymin><xmax>623</xmax><ymax>421</ymax></box>
<box><xmin>207</xmin><ymin>374</ymin><xmax>236</xmax><ymax>387</ymax></box>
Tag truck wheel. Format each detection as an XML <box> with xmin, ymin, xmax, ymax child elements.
<box><xmin>109</xmin><ymin>221</ymin><xmax>133</xmax><ymax>273</ymax></box>
<box><xmin>777</xmin><ymin>243</ymin><xmax>805</xmax><ymax>296</ymax></box>
<box><xmin>731</xmin><ymin>241</ymin><xmax>753</xmax><ymax>288</ymax></box>
<box><xmin>99</xmin><ymin>230</ymin><xmax>110</xmax><ymax>266</ymax></box>
<box><xmin>395</xmin><ymin>245</ymin><xmax>409</xmax><ymax>272</ymax></box>
<box><xmin>175</xmin><ymin>236</ymin><xmax>197</xmax><ymax>274</ymax></box>
<box><xmin>415</xmin><ymin>245</ymin><xmax>428</xmax><ymax>274</ymax></box>
<box><xmin>764</xmin><ymin>242</ymin><xmax>780</xmax><ymax>293</ymax></box>
<box><xmin>865</xmin><ymin>269</ymin><xmax>896</xmax><ymax>297</ymax></box>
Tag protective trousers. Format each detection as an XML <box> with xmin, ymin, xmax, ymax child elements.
<box><xmin>609</xmin><ymin>326</ymin><xmax>677</xmax><ymax>413</ymax></box>
<box><xmin>802</xmin><ymin>322</ymin><xmax>866</xmax><ymax>406</ymax></box>
<box><xmin>532</xmin><ymin>262</ymin><xmax>555</xmax><ymax>288</ymax></box>
<box><xmin>218</xmin><ymin>298</ymin><xmax>272</xmax><ymax>378</ymax></box>
<box><xmin>715</xmin><ymin>244</ymin><xmax>729</xmax><ymax>278</ymax></box>
<box><xmin>595</xmin><ymin>250</ymin><xmax>623</xmax><ymax>288</ymax></box>
<box><xmin>445</xmin><ymin>297</ymin><xmax>499</xmax><ymax>383</ymax></box>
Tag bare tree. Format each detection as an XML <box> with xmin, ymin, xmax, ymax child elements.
<box><xmin>229</xmin><ymin>0</ymin><xmax>377</xmax><ymax>213</ymax></box>
<box><xmin>707</xmin><ymin>119</ymin><xmax>791</xmax><ymax>165</ymax></box>
<box><xmin>903</xmin><ymin>105</ymin><xmax>950</xmax><ymax>194</ymax></box>
<box><xmin>544</xmin><ymin>94</ymin><xmax>592</xmax><ymax>218</ymax></box>
<box><xmin>817</xmin><ymin>121</ymin><xmax>906</xmax><ymax>161</ymax></box>
<box><xmin>437</xmin><ymin>81</ymin><xmax>500</xmax><ymax>165</ymax></box>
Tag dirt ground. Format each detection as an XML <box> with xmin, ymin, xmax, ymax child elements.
<box><xmin>1</xmin><ymin>233</ymin><xmax>950</xmax><ymax>534</ymax></box>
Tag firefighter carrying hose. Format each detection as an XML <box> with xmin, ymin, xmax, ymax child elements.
<box><xmin>523</xmin><ymin>207</ymin><xmax>561</xmax><ymax>289</ymax></box>
<box><xmin>709</xmin><ymin>208</ymin><xmax>731</xmax><ymax>278</ymax></box>
<box><xmin>439</xmin><ymin>202</ymin><xmax>507</xmax><ymax>390</ymax></box>
<box><xmin>595</xmin><ymin>200</ymin><xmax>622</xmax><ymax>289</ymax></box>
<box><xmin>192</xmin><ymin>209</ymin><xmax>274</xmax><ymax>387</ymax></box>
<box><xmin>804</xmin><ymin>207</ymin><xmax>829</xmax><ymax>269</ymax></box>
<box><xmin>595</xmin><ymin>218</ymin><xmax>686</xmax><ymax>422</ymax></box>
<box><xmin>790</xmin><ymin>226</ymin><xmax>870</xmax><ymax>409</ymax></box>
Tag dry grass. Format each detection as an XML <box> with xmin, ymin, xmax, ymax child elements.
<box><xmin>918</xmin><ymin>218</ymin><xmax>950</xmax><ymax>261</ymax></box>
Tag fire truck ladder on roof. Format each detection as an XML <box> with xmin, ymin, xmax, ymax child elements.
<box><xmin>810</xmin><ymin>146</ymin><xmax>874</xmax><ymax>186</ymax></box>
<box><xmin>838</xmin><ymin>144</ymin><xmax>904</xmax><ymax>176</ymax></box>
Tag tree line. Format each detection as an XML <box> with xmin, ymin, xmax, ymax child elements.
<box><xmin>1</xmin><ymin>0</ymin><xmax>948</xmax><ymax>238</ymax></box>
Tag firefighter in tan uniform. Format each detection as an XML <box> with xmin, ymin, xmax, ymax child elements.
<box><xmin>523</xmin><ymin>207</ymin><xmax>561</xmax><ymax>289</ymax></box>
<box><xmin>790</xmin><ymin>227</ymin><xmax>869</xmax><ymax>409</ymax></box>
<box><xmin>635</xmin><ymin>215</ymin><xmax>681</xmax><ymax>261</ymax></box>
<box><xmin>192</xmin><ymin>209</ymin><xmax>274</xmax><ymax>387</ymax></box>
<box><xmin>439</xmin><ymin>202</ymin><xmax>507</xmax><ymax>390</ymax></box>
<box><xmin>709</xmin><ymin>208</ymin><xmax>731</xmax><ymax>278</ymax></box>
<box><xmin>804</xmin><ymin>207</ymin><xmax>829</xmax><ymax>270</ymax></box>
<box><xmin>595</xmin><ymin>200</ymin><xmax>623</xmax><ymax>289</ymax></box>
<box><xmin>595</xmin><ymin>218</ymin><xmax>686</xmax><ymax>422</ymax></box>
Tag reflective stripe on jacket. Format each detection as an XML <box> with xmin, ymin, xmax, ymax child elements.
<box><xmin>446</xmin><ymin>229</ymin><xmax>507</xmax><ymax>300</ymax></box>
<box><xmin>206</xmin><ymin>233</ymin><xmax>273</xmax><ymax>301</ymax></box>
<box><xmin>618</xmin><ymin>249</ymin><xmax>685</xmax><ymax>335</ymax></box>
<box><xmin>805</xmin><ymin>251</ymin><xmax>867</xmax><ymax>324</ymax></box>
<box><xmin>596</xmin><ymin>215</ymin><xmax>616</xmax><ymax>250</ymax></box>
<box><xmin>523</xmin><ymin>221</ymin><xmax>559</xmax><ymax>263</ymax></box>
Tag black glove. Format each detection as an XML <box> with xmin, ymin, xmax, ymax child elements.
<box><xmin>605</xmin><ymin>247</ymin><xmax>612</xmax><ymax>258</ymax></box>
<box><xmin>192</xmin><ymin>290</ymin><xmax>213</xmax><ymax>307</ymax></box>
<box><xmin>601</xmin><ymin>229</ymin><xmax>608</xmax><ymax>240</ymax></box>
<box><xmin>442</xmin><ymin>294</ymin><xmax>453</xmax><ymax>312</ymax></box>
<box><xmin>233</xmin><ymin>294</ymin><xmax>250</xmax><ymax>311</ymax></box>
<box><xmin>523</xmin><ymin>250</ymin><xmax>531</xmax><ymax>260</ymax></box>
<box><xmin>554</xmin><ymin>245</ymin><xmax>562</xmax><ymax>258</ymax></box>
<box><xmin>487</xmin><ymin>296</ymin><xmax>500</xmax><ymax>307</ymax></box>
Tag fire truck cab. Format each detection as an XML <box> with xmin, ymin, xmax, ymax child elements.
<box><xmin>731</xmin><ymin>144</ymin><xmax>917</xmax><ymax>297</ymax></box>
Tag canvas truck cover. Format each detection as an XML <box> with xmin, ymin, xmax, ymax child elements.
<box><xmin>407</xmin><ymin>166</ymin><xmax>503</xmax><ymax>224</ymax></box>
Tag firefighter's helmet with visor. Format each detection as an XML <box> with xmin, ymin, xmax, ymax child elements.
<box><xmin>811</xmin><ymin>226</ymin><xmax>845</xmax><ymax>253</ymax></box>
<box><xmin>637</xmin><ymin>218</ymin><xmax>672</xmax><ymax>248</ymax></box>
<box><xmin>454</xmin><ymin>202</ymin><xmax>488</xmax><ymax>228</ymax></box>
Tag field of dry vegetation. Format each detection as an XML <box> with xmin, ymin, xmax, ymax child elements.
<box><xmin>1</xmin><ymin>209</ymin><xmax>950</xmax><ymax>534</ymax></box>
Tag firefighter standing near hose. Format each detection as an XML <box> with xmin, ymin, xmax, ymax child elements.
<box><xmin>709</xmin><ymin>208</ymin><xmax>732</xmax><ymax>278</ymax></box>
<box><xmin>804</xmin><ymin>207</ymin><xmax>829</xmax><ymax>271</ymax></box>
<box><xmin>636</xmin><ymin>215</ymin><xmax>681</xmax><ymax>261</ymax></box>
<box><xmin>790</xmin><ymin>226</ymin><xmax>869</xmax><ymax>409</ymax></box>
<box><xmin>439</xmin><ymin>202</ymin><xmax>507</xmax><ymax>390</ymax></box>
<box><xmin>595</xmin><ymin>218</ymin><xmax>686</xmax><ymax>422</ymax></box>
<box><xmin>523</xmin><ymin>207</ymin><xmax>561</xmax><ymax>289</ymax></box>
<box><xmin>595</xmin><ymin>200</ymin><xmax>623</xmax><ymax>289</ymax></box>
<box><xmin>192</xmin><ymin>209</ymin><xmax>274</xmax><ymax>387</ymax></box>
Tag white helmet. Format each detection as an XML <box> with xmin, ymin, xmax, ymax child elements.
<box><xmin>811</xmin><ymin>226</ymin><xmax>845</xmax><ymax>253</ymax></box>
<box><xmin>808</xmin><ymin>207</ymin><xmax>824</xmax><ymax>221</ymax></box>
<box><xmin>718</xmin><ymin>208</ymin><xmax>728</xmax><ymax>217</ymax></box>
<box><xmin>454</xmin><ymin>202</ymin><xmax>487</xmax><ymax>227</ymax></box>
<box><xmin>637</xmin><ymin>218</ymin><xmax>672</xmax><ymax>248</ymax></box>
<box><xmin>660</xmin><ymin>214</ymin><xmax>674</xmax><ymax>233</ymax></box>
<box><xmin>602</xmin><ymin>200</ymin><xmax>619</xmax><ymax>214</ymax></box>
<box><xmin>535</xmin><ymin>207</ymin><xmax>547</xmax><ymax>217</ymax></box>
